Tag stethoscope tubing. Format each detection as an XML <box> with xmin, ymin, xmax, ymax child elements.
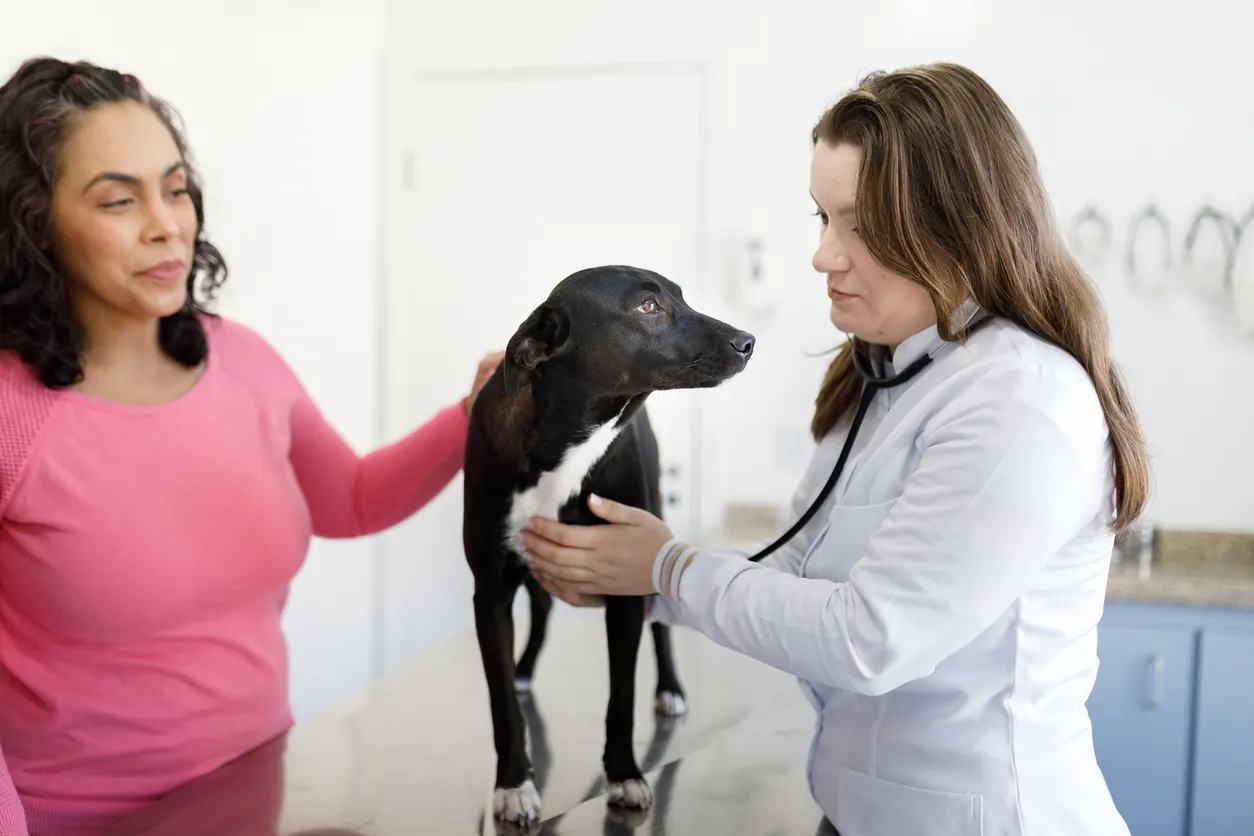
<box><xmin>746</xmin><ymin>310</ymin><xmax>990</xmax><ymax>564</ymax></box>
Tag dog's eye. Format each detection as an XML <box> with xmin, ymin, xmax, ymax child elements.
<box><xmin>637</xmin><ymin>298</ymin><xmax>659</xmax><ymax>314</ymax></box>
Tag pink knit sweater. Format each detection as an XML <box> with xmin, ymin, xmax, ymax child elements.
<box><xmin>0</xmin><ymin>315</ymin><xmax>469</xmax><ymax>835</ymax></box>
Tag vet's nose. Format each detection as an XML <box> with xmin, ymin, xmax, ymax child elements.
<box><xmin>730</xmin><ymin>331</ymin><xmax>756</xmax><ymax>357</ymax></box>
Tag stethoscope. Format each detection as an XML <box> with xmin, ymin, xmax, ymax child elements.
<box><xmin>746</xmin><ymin>309</ymin><xmax>991</xmax><ymax>564</ymax></box>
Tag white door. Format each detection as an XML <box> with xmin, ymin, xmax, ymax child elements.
<box><xmin>377</xmin><ymin>63</ymin><xmax>710</xmax><ymax>673</ymax></box>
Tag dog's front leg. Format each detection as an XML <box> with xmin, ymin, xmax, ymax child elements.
<box><xmin>602</xmin><ymin>594</ymin><xmax>653</xmax><ymax>809</ymax></box>
<box><xmin>473</xmin><ymin>585</ymin><xmax>540</xmax><ymax>825</ymax></box>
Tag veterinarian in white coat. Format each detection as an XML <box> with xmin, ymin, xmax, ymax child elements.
<box><xmin>519</xmin><ymin>62</ymin><xmax>1151</xmax><ymax>836</ymax></box>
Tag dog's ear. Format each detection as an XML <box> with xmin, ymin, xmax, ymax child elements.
<box><xmin>503</xmin><ymin>304</ymin><xmax>572</xmax><ymax>397</ymax></box>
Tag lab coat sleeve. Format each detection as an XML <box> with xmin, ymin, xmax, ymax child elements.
<box><xmin>650</xmin><ymin>374</ymin><xmax>1104</xmax><ymax>695</ymax></box>
<box><xmin>647</xmin><ymin>433</ymin><xmax>843</xmax><ymax>626</ymax></box>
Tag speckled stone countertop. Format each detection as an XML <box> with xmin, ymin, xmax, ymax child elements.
<box><xmin>1105</xmin><ymin>529</ymin><xmax>1254</xmax><ymax>610</ymax></box>
<box><xmin>698</xmin><ymin>522</ymin><xmax>1254</xmax><ymax>612</ymax></box>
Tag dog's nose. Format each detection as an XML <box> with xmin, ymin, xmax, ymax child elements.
<box><xmin>730</xmin><ymin>332</ymin><xmax>756</xmax><ymax>357</ymax></box>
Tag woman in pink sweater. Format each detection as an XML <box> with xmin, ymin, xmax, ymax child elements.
<box><xmin>0</xmin><ymin>56</ymin><xmax>499</xmax><ymax>835</ymax></box>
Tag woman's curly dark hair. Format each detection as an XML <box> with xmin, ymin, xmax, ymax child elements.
<box><xmin>0</xmin><ymin>56</ymin><xmax>227</xmax><ymax>388</ymax></box>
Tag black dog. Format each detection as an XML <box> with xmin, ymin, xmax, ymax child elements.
<box><xmin>462</xmin><ymin>265</ymin><xmax>755</xmax><ymax>826</ymax></box>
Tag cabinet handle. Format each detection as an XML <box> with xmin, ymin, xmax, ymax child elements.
<box><xmin>1144</xmin><ymin>654</ymin><xmax>1165</xmax><ymax>709</ymax></box>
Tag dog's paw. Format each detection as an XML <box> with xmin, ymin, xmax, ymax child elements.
<box><xmin>606</xmin><ymin>777</ymin><xmax>653</xmax><ymax>809</ymax></box>
<box><xmin>493</xmin><ymin>780</ymin><xmax>542</xmax><ymax>825</ymax></box>
<box><xmin>654</xmin><ymin>690</ymin><xmax>687</xmax><ymax>717</ymax></box>
<box><xmin>514</xmin><ymin>676</ymin><xmax>532</xmax><ymax>694</ymax></box>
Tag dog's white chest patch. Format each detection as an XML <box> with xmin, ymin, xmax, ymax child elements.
<box><xmin>505</xmin><ymin>420</ymin><xmax>624</xmax><ymax>549</ymax></box>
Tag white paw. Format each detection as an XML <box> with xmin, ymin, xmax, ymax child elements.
<box><xmin>515</xmin><ymin>677</ymin><xmax>532</xmax><ymax>694</ymax></box>
<box><xmin>606</xmin><ymin>777</ymin><xmax>653</xmax><ymax>809</ymax></box>
<box><xmin>654</xmin><ymin>690</ymin><xmax>687</xmax><ymax>717</ymax></box>
<box><xmin>493</xmin><ymin>780</ymin><xmax>542</xmax><ymax>825</ymax></box>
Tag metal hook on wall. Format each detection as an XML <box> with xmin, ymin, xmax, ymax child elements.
<box><xmin>1232</xmin><ymin>203</ymin><xmax>1254</xmax><ymax>336</ymax></box>
<box><xmin>1183</xmin><ymin>205</ymin><xmax>1239</xmax><ymax>291</ymax></box>
<box><xmin>1068</xmin><ymin>204</ymin><xmax>1112</xmax><ymax>264</ymax></box>
<box><xmin>1125</xmin><ymin>203</ymin><xmax>1172</xmax><ymax>293</ymax></box>
<box><xmin>1237</xmin><ymin>203</ymin><xmax>1254</xmax><ymax>243</ymax></box>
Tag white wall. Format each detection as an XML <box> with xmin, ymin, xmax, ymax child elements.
<box><xmin>2</xmin><ymin>0</ymin><xmax>389</xmax><ymax>719</ymax></box>
<box><xmin>387</xmin><ymin>0</ymin><xmax>1254</xmax><ymax>534</ymax></box>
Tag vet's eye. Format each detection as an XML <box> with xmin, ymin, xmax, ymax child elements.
<box><xmin>637</xmin><ymin>298</ymin><xmax>660</xmax><ymax>314</ymax></box>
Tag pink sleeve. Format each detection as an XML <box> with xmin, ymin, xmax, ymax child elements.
<box><xmin>0</xmin><ymin>356</ymin><xmax>41</xmax><ymax>835</ymax></box>
<box><xmin>0</xmin><ymin>757</ymin><xmax>28</xmax><ymax>836</ymax></box>
<box><xmin>286</xmin><ymin>390</ymin><xmax>469</xmax><ymax>539</ymax></box>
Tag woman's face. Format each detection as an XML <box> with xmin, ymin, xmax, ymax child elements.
<box><xmin>809</xmin><ymin>140</ymin><xmax>936</xmax><ymax>348</ymax></box>
<box><xmin>49</xmin><ymin>100</ymin><xmax>197</xmax><ymax>329</ymax></box>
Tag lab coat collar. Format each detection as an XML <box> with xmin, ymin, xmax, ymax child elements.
<box><xmin>870</xmin><ymin>297</ymin><xmax>981</xmax><ymax>376</ymax></box>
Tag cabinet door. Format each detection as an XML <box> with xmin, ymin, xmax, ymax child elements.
<box><xmin>1189</xmin><ymin>628</ymin><xmax>1254</xmax><ymax>836</ymax></box>
<box><xmin>1087</xmin><ymin>622</ymin><xmax>1196</xmax><ymax>836</ymax></box>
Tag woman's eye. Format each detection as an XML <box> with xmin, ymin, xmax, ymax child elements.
<box><xmin>637</xmin><ymin>298</ymin><xmax>659</xmax><ymax>314</ymax></box>
<box><xmin>812</xmin><ymin>209</ymin><xmax>828</xmax><ymax>225</ymax></box>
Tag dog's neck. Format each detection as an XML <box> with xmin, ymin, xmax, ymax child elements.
<box><xmin>504</xmin><ymin>373</ymin><xmax>648</xmax><ymax>479</ymax></box>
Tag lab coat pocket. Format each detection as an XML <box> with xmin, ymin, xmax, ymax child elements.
<box><xmin>801</xmin><ymin>498</ymin><xmax>897</xmax><ymax>582</ymax></box>
<box><xmin>834</xmin><ymin>766</ymin><xmax>984</xmax><ymax>836</ymax></box>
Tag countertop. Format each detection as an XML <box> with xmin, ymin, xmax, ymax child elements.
<box><xmin>107</xmin><ymin>607</ymin><xmax>829</xmax><ymax>836</ymax></box>
<box><xmin>1104</xmin><ymin>528</ymin><xmax>1254</xmax><ymax>610</ymax></box>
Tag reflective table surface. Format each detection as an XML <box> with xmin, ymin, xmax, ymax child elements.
<box><xmin>106</xmin><ymin>607</ymin><xmax>830</xmax><ymax>835</ymax></box>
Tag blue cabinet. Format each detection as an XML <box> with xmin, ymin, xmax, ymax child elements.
<box><xmin>1088</xmin><ymin>600</ymin><xmax>1254</xmax><ymax>836</ymax></box>
<box><xmin>1088</xmin><ymin>621</ymin><xmax>1197</xmax><ymax>836</ymax></box>
<box><xmin>1188</xmin><ymin>629</ymin><xmax>1254</xmax><ymax>836</ymax></box>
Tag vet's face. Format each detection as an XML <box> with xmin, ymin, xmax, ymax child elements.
<box><xmin>810</xmin><ymin>140</ymin><xmax>936</xmax><ymax>348</ymax></box>
<box><xmin>503</xmin><ymin>267</ymin><xmax>755</xmax><ymax>397</ymax></box>
<box><xmin>49</xmin><ymin>100</ymin><xmax>197</xmax><ymax>329</ymax></box>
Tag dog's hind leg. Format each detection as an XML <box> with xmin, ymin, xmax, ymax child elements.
<box><xmin>602</xmin><ymin>594</ymin><xmax>653</xmax><ymax>809</ymax></box>
<box><xmin>648</xmin><ymin>622</ymin><xmax>688</xmax><ymax>718</ymax></box>
<box><xmin>514</xmin><ymin>574</ymin><xmax>553</xmax><ymax>695</ymax></box>
<box><xmin>473</xmin><ymin>585</ymin><xmax>541</xmax><ymax>825</ymax></box>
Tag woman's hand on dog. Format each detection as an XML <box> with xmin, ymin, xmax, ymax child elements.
<box><xmin>520</xmin><ymin>494</ymin><xmax>671</xmax><ymax>604</ymax></box>
<box><xmin>463</xmin><ymin>350</ymin><xmax>505</xmax><ymax>415</ymax></box>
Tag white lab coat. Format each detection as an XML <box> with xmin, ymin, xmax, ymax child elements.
<box><xmin>649</xmin><ymin>304</ymin><xmax>1130</xmax><ymax>836</ymax></box>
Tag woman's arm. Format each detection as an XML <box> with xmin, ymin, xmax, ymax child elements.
<box><xmin>287</xmin><ymin>392</ymin><xmax>470</xmax><ymax>540</ymax></box>
<box><xmin>651</xmin><ymin>370</ymin><xmax>1107</xmax><ymax>695</ymax></box>
<box><xmin>281</xmin><ymin>349</ymin><xmax>501</xmax><ymax>540</ymax></box>
<box><xmin>648</xmin><ymin>431</ymin><xmax>848</xmax><ymax>626</ymax></box>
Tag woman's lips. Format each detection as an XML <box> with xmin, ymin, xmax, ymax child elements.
<box><xmin>139</xmin><ymin>260</ymin><xmax>186</xmax><ymax>283</ymax></box>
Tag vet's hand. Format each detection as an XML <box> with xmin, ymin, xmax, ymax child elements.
<box><xmin>463</xmin><ymin>350</ymin><xmax>505</xmax><ymax>415</ymax></box>
<box><xmin>521</xmin><ymin>494</ymin><xmax>672</xmax><ymax>600</ymax></box>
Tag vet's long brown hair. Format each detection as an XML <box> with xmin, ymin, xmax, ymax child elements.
<box><xmin>809</xmin><ymin>63</ymin><xmax>1149</xmax><ymax>533</ymax></box>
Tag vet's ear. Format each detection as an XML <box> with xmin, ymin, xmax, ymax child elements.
<box><xmin>503</xmin><ymin>304</ymin><xmax>572</xmax><ymax>397</ymax></box>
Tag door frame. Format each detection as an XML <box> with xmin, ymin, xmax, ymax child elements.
<box><xmin>372</xmin><ymin>55</ymin><xmax>715</xmax><ymax>679</ymax></box>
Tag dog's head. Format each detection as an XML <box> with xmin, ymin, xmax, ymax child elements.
<box><xmin>502</xmin><ymin>265</ymin><xmax>755</xmax><ymax>398</ymax></box>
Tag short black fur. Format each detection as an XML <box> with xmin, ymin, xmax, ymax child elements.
<box><xmin>462</xmin><ymin>265</ymin><xmax>755</xmax><ymax>827</ymax></box>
